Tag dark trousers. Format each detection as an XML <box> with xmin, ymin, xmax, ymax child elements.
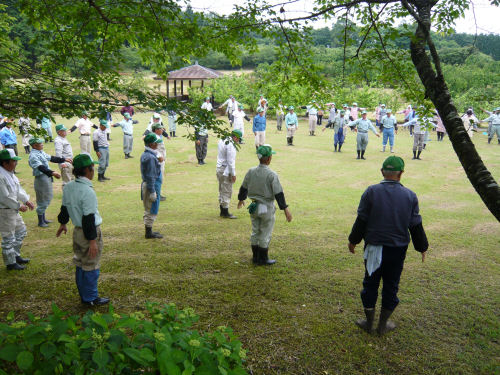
<box><xmin>75</xmin><ymin>266</ymin><xmax>99</xmax><ymax>302</ymax></box>
<box><xmin>5</xmin><ymin>144</ymin><xmax>18</xmax><ymax>156</ymax></box>
<box><xmin>317</xmin><ymin>115</ymin><xmax>323</xmax><ymax>125</ymax></box>
<box><xmin>361</xmin><ymin>245</ymin><xmax>407</xmax><ymax>311</ymax></box>
<box><xmin>195</xmin><ymin>135</ymin><xmax>208</xmax><ymax>160</ymax></box>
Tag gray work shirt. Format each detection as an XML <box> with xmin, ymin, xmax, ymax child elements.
<box><xmin>241</xmin><ymin>164</ymin><xmax>283</xmax><ymax>205</ymax></box>
<box><xmin>357</xmin><ymin>180</ymin><xmax>422</xmax><ymax>247</ymax></box>
<box><xmin>381</xmin><ymin>115</ymin><xmax>397</xmax><ymax>129</ymax></box>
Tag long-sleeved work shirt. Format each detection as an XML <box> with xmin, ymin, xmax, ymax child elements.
<box><xmin>285</xmin><ymin>112</ymin><xmax>298</xmax><ymax>128</ymax></box>
<box><xmin>140</xmin><ymin>147</ymin><xmax>161</xmax><ymax>193</ymax></box>
<box><xmin>216</xmin><ymin>138</ymin><xmax>237</xmax><ymax>177</ymax></box>
<box><xmin>349</xmin><ymin>118</ymin><xmax>378</xmax><ymax>134</ymax></box>
<box><xmin>0</xmin><ymin>166</ymin><xmax>30</xmax><ymax>209</ymax></box>
<box><xmin>253</xmin><ymin>115</ymin><xmax>266</xmax><ymax>132</ymax></box>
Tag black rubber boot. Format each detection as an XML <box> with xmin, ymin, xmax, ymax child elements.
<box><xmin>258</xmin><ymin>247</ymin><xmax>276</xmax><ymax>265</ymax></box>
<box><xmin>173</xmin><ymin>131</ymin><xmax>177</xmax><ymax>137</ymax></box>
<box><xmin>423</xmin><ymin>143</ymin><xmax>426</xmax><ymax>150</ymax></box>
<box><xmin>6</xmin><ymin>263</ymin><xmax>25</xmax><ymax>271</ymax></box>
<box><xmin>338</xmin><ymin>144</ymin><xmax>342</xmax><ymax>152</ymax></box>
<box><xmin>43</xmin><ymin>213</ymin><xmax>52</xmax><ymax>224</ymax></box>
<box><xmin>417</xmin><ymin>150</ymin><xmax>422</xmax><ymax>160</ymax></box>
<box><xmin>24</xmin><ymin>146</ymin><xmax>30</xmax><ymax>154</ymax></box>
<box><xmin>290</xmin><ymin>137</ymin><xmax>294</xmax><ymax>146</ymax></box>
<box><xmin>125</xmin><ymin>153</ymin><xmax>130</xmax><ymax>159</ymax></box>
<box><xmin>16</xmin><ymin>255</ymin><xmax>30</xmax><ymax>264</ymax></box>
<box><xmin>38</xmin><ymin>214</ymin><xmax>48</xmax><ymax>228</ymax></box>
<box><xmin>412</xmin><ymin>150</ymin><xmax>417</xmax><ymax>159</ymax></box>
<box><xmin>357</xmin><ymin>150</ymin><xmax>360</xmax><ymax>159</ymax></box>
<box><xmin>377</xmin><ymin>308</ymin><xmax>397</xmax><ymax>335</ymax></box>
<box><xmin>145</xmin><ymin>226</ymin><xmax>163</xmax><ymax>239</ymax></box>
<box><xmin>219</xmin><ymin>205</ymin><xmax>224</xmax><ymax>217</ymax></box>
<box><xmin>170</xmin><ymin>131</ymin><xmax>173</xmax><ymax>137</ymax></box>
<box><xmin>361</xmin><ymin>150</ymin><xmax>366</xmax><ymax>160</ymax></box>
<box><xmin>286</xmin><ymin>137</ymin><xmax>290</xmax><ymax>146</ymax></box>
<box><xmin>312</xmin><ymin>131</ymin><xmax>315</xmax><ymax>136</ymax></box>
<box><xmin>102</xmin><ymin>172</ymin><xmax>110</xmax><ymax>181</ymax></box>
<box><xmin>221</xmin><ymin>207</ymin><xmax>236</xmax><ymax>219</ymax></box>
<box><xmin>251</xmin><ymin>245</ymin><xmax>259</xmax><ymax>264</ymax></box>
<box><xmin>334</xmin><ymin>145</ymin><xmax>337</xmax><ymax>152</ymax></box>
<box><xmin>107</xmin><ymin>133</ymin><xmax>110</xmax><ymax>141</ymax></box>
<box><xmin>488</xmin><ymin>138</ymin><xmax>491</xmax><ymax>144</ymax></box>
<box><xmin>355</xmin><ymin>308</ymin><xmax>375</xmax><ymax>333</ymax></box>
<box><xmin>98</xmin><ymin>173</ymin><xmax>105</xmax><ymax>182</ymax></box>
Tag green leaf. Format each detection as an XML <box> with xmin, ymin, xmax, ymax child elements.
<box><xmin>91</xmin><ymin>314</ymin><xmax>108</xmax><ymax>330</ymax></box>
<box><xmin>140</xmin><ymin>347</ymin><xmax>155</xmax><ymax>362</ymax></box>
<box><xmin>123</xmin><ymin>347</ymin><xmax>149</xmax><ymax>366</ymax></box>
<box><xmin>40</xmin><ymin>342</ymin><xmax>57</xmax><ymax>358</ymax></box>
<box><xmin>0</xmin><ymin>344</ymin><xmax>20</xmax><ymax>362</ymax></box>
<box><xmin>16</xmin><ymin>351</ymin><xmax>34</xmax><ymax>370</ymax></box>
<box><xmin>92</xmin><ymin>348</ymin><xmax>109</xmax><ymax>368</ymax></box>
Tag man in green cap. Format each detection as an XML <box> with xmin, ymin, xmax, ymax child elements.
<box><xmin>197</xmin><ymin>97</ymin><xmax>212</xmax><ymax>165</ymax></box>
<box><xmin>28</xmin><ymin>137</ymin><xmax>72</xmax><ymax>227</ymax></box>
<box><xmin>56</xmin><ymin>153</ymin><xmax>110</xmax><ymax>306</ymax></box>
<box><xmin>253</xmin><ymin>107</ymin><xmax>267</xmax><ymax>149</ymax></box>
<box><xmin>285</xmin><ymin>106</ymin><xmax>298</xmax><ymax>146</ymax></box>
<box><xmin>0</xmin><ymin>149</ymin><xmax>34</xmax><ymax>270</ymax></box>
<box><xmin>301</xmin><ymin>100</ymin><xmax>318</xmax><ymax>136</ymax></box>
<box><xmin>232</xmin><ymin>104</ymin><xmax>250</xmax><ymax>144</ymax></box>
<box><xmin>69</xmin><ymin>111</ymin><xmax>98</xmax><ymax>154</ymax></box>
<box><xmin>141</xmin><ymin>133</ymin><xmax>164</xmax><ymax>239</ymax></box>
<box><xmin>54</xmin><ymin>124</ymin><xmax>74</xmax><ymax>186</ymax></box>
<box><xmin>349</xmin><ymin>111</ymin><xmax>380</xmax><ymax>160</ymax></box>
<box><xmin>380</xmin><ymin>109</ymin><xmax>398</xmax><ymax>153</ymax></box>
<box><xmin>112</xmin><ymin>112</ymin><xmax>139</xmax><ymax>159</ymax></box>
<box><xmin>237</xmin><ymin>144</ymin><xmax>292</xmax><ymax>265</ymax></box>
<box><xmin>216</xmin><ymin>130</ymin><xmax>242</xmax><ymax>219</ymax></box>
<box><xmin>93</xmin><ymin>120</ymin><xmax>111</xmax><ymax>182</ymax></box>
<box><xmin>480</xmin><ymin>107</ymin><xmax>500</xmax><ymax>144</ymax></box>
<box><xmin>348</xmin><ymin>156</ymin><xmax>428</xmax><ymax>335</ymax></box>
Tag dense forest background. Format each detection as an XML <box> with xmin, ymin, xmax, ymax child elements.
<box><xmin>5</xmin><ymin>1</ymin><xmax>499</xmax><ymax>112</ymax></box>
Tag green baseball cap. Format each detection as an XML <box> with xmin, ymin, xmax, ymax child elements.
<box><xmin>73</xmin><ymin>154</ymin><xmax>99</xmax><ymax>169</ymax></box>
<box><xmin>256</xmin><ymin>144</ymin><xmax>276</xmax><ymax>159</ymax></box>
<box><xmin>0</xmin><ymin>149</ymin><xmax>21</xmax><ymax>161</ymax></box>
<box><xmin>124</xmin><ymin>112</ymin><xmax>131</xmax><ymax>119</ymax></box>
<box><xmin>29</xmin><ymin>137</ymin><xmax>44</xmax><ymax>145</ymax></box>
<box><xmin>288</xmin><ymin>106</ymin><xmax>294</xmax><ymax>110</ymax></box>
<box><xmin>55</xmin><ymin>124</ymin><xmax>67</xmax><ymax>132</ymax></box>
<box><xmin>99</xmin><ymin>119</ymin><xmax>109</xmax><ymax>128</ymax></box>
<box><xmin>257</xmin><ymin>107</ymin><xmax>264</xmax><ymax>113</ymax></box>
<box><xmin>152</xmin><ymin>123</ymin><xmax>164</xmax><ymax>130</ymax></box>
<box><xmin>340</xmin><ymin>110</ymin><xmax>345</xmax><ymax>115</ymax></box>
<box><xmin>382</xmin><ymin>156</ymin><xmax>404</xmax><ymax>172</ymax></box>
<box><xmin>386</xmin><ymin>109</ymin><xmax>392</xmax><ymax>113</ymax></box>
<box><xmin>205</xmin><ymin>97</ymin><xmax>210</xmax><ymax>100</ymax></box>
<box><xmin>238</xmin><ymin>104</ymin><xmax>243</xmax><ymax>109</ymax></box>
<box><xmin>153</xmin><ymin>113</ymin><xmax>161</xmax><ymax>119</ymax></box>
<box><xmin>312</xmin><ymin>100</ymin><xmax>316</xmax><ymax>103</ymax></box>
<box><xmin>231</xmin><ymin>129</ymin><xmax>242</xmax><ymax>139</ymax></box>
<box><xmin>144</xmin><ymin>133</ymin><xmax>162</xmax><ymax>145</ymax></box>
<box><xmin>342</xmin><ymin>104</ymin><xmax>348</xmax><ymax>107</ymax></box>
<box><xmin>361</xmin><ymin>110</ymin><xmax>367</xmax><ymax>115</ymax></box>
<box><xmin>82</xmin><ymin>111</ymin><xmax>89</xmax><ymax>116</ymax></box>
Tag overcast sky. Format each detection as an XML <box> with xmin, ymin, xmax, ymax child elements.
<box><xmin>188</xmin><ymin>0</ymin><xmax>500</xmax><ymax>35</ymax></box>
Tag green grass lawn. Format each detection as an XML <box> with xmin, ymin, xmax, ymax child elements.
<box><xmin>1</xmin><ymin>113</ymin><xmax>499</xmax><ymax>374</ymax></box>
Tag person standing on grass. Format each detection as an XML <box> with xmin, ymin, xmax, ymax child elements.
<box><xmin>461</xmin><ymin>109</ymin><xmax>479</xmax><ymax>138</ymax></box>
<box><xmin>151</xmin><ymin>123</ymin><xmax>167</xmax><ymax>201</ymax></box>
<box><xmin>376</xmin><ymin>104</ymin><xmax>387</xmax><ymax>130</ymax></box>
<box><xmin>434</xmin><ymin>112</ymin><xmax>446</xmax><ymax>141</ymax></box>
<box><xmin>285</xmin><ymin>106</ymin><xmax>298</xmax><ymax>146</ymax></box>
<box><xmin>480</xmin><ymin>107</ymin><xmax>500</xmax><ymax>144</ymax></box>
<box><xmin>237</xmin><ymin>144</ymin><xmax>292</xmax><ymax>265</ymax></box>
<box><xmin>276</xmin><ymin>99</ymin><xmax>285</xmax><ymax>131</ymax></box>
<box><xmin>0</xmin><ymin>118</ymin><xmax>18</xmax><ymax>156</ymax></box>
<box><xmin>220</xmin><ymin>95</ymin><xmax>238</xmax><ymax>125</ymax></box>
<box><xmin>112</xmin><ymin>112</ymin><xmax>138</xmax><ymax>159</ymax></box>
<box><xmin>326</xmin><ymin>103</ymin><xmax>337</xmax><ymax>127</ymax></box>
<box><xmin>28</xmin><ymin>137</ymin><xmax>71</xmax><ymax>227</ymax></box>
<box><xmin>196</xmin><ymin>97</ymin><xmax>212</xmax><ymax>165</ymax></box>
<box><xmin>54</xmin><ymin>124</ymin><xmax>74</xmax><ymax>186</ymax></box>
<box><xmin>120</xmin><ymin>101</ymin><xmax>134</xmax><ymax>118</ymax></box>
<box><xmin>302</xmin><ymin>100</ymin><xmax>318</xmax><ymax>136</ymax></box>
<box><xmin>400</xmin><ymin>113</ymin><xmax>435</xmax><ymax>160</ymax></box>
<box><xmin>348</xmin><ymin>156</ymin><xmax>428</xmax><ymax>335</ymax></box>
<box><xmin>232</xmin><ymin>104</ymin><xmax>250</xmax><ymax>144</ymax></box>
<box><xmin>92</xmin><ymin>120</ymin><xmax>111</xmax><ymax>182</ymax></box>
<box><xmin>349</xmin><ymin>111</ymin><xmax>380</xmax><ymax>160</ymax></box>
<box><xmin>0</xmin><ymin>149</ymin><xmax>34</xmax><ymax>271</ymax></box>
<box><xmin>168</xmin><ymin>110</ymin><xmax>178</xmax><ymax>137</ymax></box>
<box><xmin>253</xmin><ymin>107</ymin><xmax>267</xmax><ymax>149</ymax></box>
<box><xmin>19</xmin><ymin>117</ymin><xmax>32</xmax><ymax>154</ymax></box>
<box><xmin>216</xmin><ymin>130</ymin><xmax>242</xmax><ymax>219</ymax></box>
<box><xmin>323</xmin><ymin>109</ymin><xmax>348</xmax><ymax>152</ymax></box>
<box><xmin>380</xmin><ymin>109</ymin><xmax>398</xmax><ymax>153</ymax></box>
<box><xmin>70</xmin><ymin>111</ymin><xmax>98</xmax><ymax>154</ymax></box>
<box><xmin>141</xmin><ymin>133</ymin><xmax>164</xmax><ymax>239</ymax></box>
<box><xmin>41</xmin><ymin>116</ymin><xmax>53</xmax><ymax>142</ymax></box>
<box><xmin>56</xmin><ymin>153</ymin><xmax>110</xmax><ymax>306</ymax></box>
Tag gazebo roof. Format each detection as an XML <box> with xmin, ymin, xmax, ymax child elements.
<box><xmin>167</xmin><ymin>62</ymin><xmax>223</xmax><ymax>80</ymax></box>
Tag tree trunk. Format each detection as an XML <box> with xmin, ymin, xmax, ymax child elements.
<box><xmin>409</xmin><ymin>9</ymin><xmax>500</xmax><ymax>221</ymax></box>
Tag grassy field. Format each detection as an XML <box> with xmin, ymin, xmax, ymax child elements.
<box><xmin>1</xmin><ymin>112</ymin><xmax>499</xmax><ymax>374</ymax></box>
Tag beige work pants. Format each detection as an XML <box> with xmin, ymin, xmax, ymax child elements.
<box><xmin>72</xmin><ymin>226</ymin><xmax>103</xmax><ymax>271</ymax></box>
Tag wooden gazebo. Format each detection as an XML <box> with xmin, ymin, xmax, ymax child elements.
<box><xmin>166</xmin><ymin>62</ymin><xmax>223</xmax><ymax>100</ymax></box>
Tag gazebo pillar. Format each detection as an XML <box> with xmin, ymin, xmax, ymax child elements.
<box><xmin>174</xmin><ymin>80</ymin><xmax>177</xmax><ymax>97</ymax></box>
<box><xmin>166</xmin><ymin>80</ymin><xmax>169</xmax><ymax>98</ymax></box>
<box><xmin>181</xmin><ymin>80</ymin><xmax>184</xmax><ymax>96</ymax></box>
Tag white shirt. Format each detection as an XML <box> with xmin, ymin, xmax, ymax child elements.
<box><xmin>74</xmin><ymin>117</ymin><xmax>94</xmax><ymax>135</ymax></box>
<box><xmin>0</xmin><ymin>166</ymin><xmax>29</xmax><ymax>209</ymax></box>
<box><xmin>216</xmin><ymin>138</ymin><xmax>237</xmax><ymax>177</ymax></box>
<box><xmin>232</xmin><ymin>109</ymin><xmax>246</xmax><ymax>129</ymax></box>
<box><xmin>222</xmin><ymin>99</ymin><xmax>238</xmax><ymax>114</ymax></box>
<box><xmin>201</xmin><ymin>102</ymin><xmax>213</xmax><ymax>111</ymax></box>
<box><xmin>54</xmin><ymin>135</ymin><xmax>73</xmax><ymax>163</ymax></box>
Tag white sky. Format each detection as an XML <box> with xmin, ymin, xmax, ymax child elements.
<box><xmin>188</xmin><ymin>0</ymin><xmax>500</xmax><ymax>35</ymax></box>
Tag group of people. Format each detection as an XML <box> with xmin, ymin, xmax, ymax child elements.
<box><xmin>1</xmin><ymin>94</ymin><xmax>497</xmax><ymax>332</ymax></box>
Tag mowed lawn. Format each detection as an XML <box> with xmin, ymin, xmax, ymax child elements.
<box><xmin>1</xmin><ymin>112</ymin><xmax>499</xmax><ymax>375</ymax></box>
